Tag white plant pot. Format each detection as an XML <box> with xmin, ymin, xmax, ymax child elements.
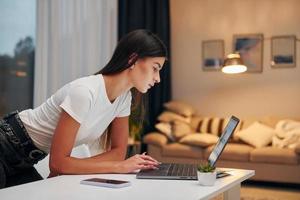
<box><xmin>197</xmin><ymin>171</ymin><xmax>217</xmax><ymax>186</ymax></box>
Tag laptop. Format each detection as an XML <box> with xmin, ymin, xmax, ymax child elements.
<box><xmin>136</xmin><ymin>116</ymin><xmax>240</xmax><ymax>180</ymax></box>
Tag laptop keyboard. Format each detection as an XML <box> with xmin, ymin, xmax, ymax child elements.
<box><xmin>137</xmin><ymin>163</ymin><xmax>197</xmax><ymax>178</ymax></box>
<box><xmin>163</xmin><ymin>163</ymin><xmax>197</xmax><ymax>177</ymax></box>
<box><xmin>137</xmin><ymin>163</ymin><xmax>231</xmax><ymax>180</ymax></box>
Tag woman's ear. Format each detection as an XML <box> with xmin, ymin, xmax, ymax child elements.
<box><xmin>128</xmin><ymin>53</ymin><xmax>138</xmax><ymax>67</ymax></box>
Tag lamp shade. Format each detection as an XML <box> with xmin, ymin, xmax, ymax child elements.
<box><xmin>222</xmin><ymin>53</ymin><xmax>247</xmax><ymax>74</ymax></box>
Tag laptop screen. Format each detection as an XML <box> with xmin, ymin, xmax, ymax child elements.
<box><xmin>208</xmin><ymin>116</ymin><xmax>240</xmax><ymax>167</ymax></box>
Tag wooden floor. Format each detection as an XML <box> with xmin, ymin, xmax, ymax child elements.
<box><xmin>212</xmin><ymin>181</ymin><xmax>300</xmax><ymax>200</ymax></box>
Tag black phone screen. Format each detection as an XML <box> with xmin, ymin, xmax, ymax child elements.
<box><xmin>84</xmin><ymin>178</ymin><xmax>129</xmax><ymax>184</ymax></box>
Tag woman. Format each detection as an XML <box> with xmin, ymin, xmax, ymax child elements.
<box><xmin>0</xmin><ymin>29</ymin><xmax>166</xmax><ymax>188</ymax></box>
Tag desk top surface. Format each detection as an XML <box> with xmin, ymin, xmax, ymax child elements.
<box><xmin>0</xmin><ymin>168</ymin><xmax>254</xmax><ymax>200</ymax></box>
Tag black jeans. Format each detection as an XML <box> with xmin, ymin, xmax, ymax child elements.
<box><xmin>0</xmin><ymin>111</ymin><xmax>47</xmax><ymax>189</ymax></box>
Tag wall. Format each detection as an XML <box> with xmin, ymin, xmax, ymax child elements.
<box><xmin>170</xmin><ymin>0</ymin><xmax>300</xmax><ymax>118</ymax></box>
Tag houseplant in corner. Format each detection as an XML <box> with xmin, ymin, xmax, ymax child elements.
<box><xmin>197</xmin><ymin>162</ymin><xmax>217</xmax><ymax>186</ymax></box>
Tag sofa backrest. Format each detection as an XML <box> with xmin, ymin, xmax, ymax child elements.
<box><xmin>192</xmin><ymin>116</ymin><xmax>300</xmax><ymax>133</ymax></box>
<box><xmin>190</xmin><ymin>116</ymin><xmax>300</xmax><ymax>143</ymax></box>
<box><xmin>191</xmin><ymin>116</ymin><xmax>243</xmax><ymax>137</ymax></box>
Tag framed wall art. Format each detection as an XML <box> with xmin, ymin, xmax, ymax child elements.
<box><xmin>202</xmin><ymin>40</ymin><xmax>224</xmax><ymax>71</ymax></box>
<box><xmin>233</xmin><ymin>34</ymin><xmax>264</xmax><ymax>73</ymax></box>
<box><xmin>271</xmin><ymin>35</ymin><xmax>296</xmax><ymax>68</ymax></box>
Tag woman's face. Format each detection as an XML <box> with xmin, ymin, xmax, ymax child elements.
<box><xmin>129</xmin><ymin>56</ymin><xmax>166</xmax><ymax>93</ymax></box>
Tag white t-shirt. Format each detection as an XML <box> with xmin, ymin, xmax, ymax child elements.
<box><xmin>19</xmin><ymin>74</ymin><xmax>132</xmax><ymax>153</ymax></box>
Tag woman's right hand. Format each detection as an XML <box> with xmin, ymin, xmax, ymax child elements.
<box><xmin>116</xmin><ymin>153</ymin><xmax>160</xmax><ymax>173</ymax></box>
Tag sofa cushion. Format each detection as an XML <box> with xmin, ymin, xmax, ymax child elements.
<box><xmin>163</xmin><ymin>101</ymin><xmax>196</xmax><ymax>117</ymax></box>
<box><xmin>191</xmin><ymin>116</ymin><xmax>203</xmax><ymax>131</ymax></box>
<box><xmin>143</xmin><ymin>132</ymin><xmax>168</xmax><ymax>147</ymax></box>
<box><xmin>158</xmin><ymin>111</ymin><xmax>191</xmax><ymax>124</ymax></box>
<box><xmin>275</xmin><ymin>119</ymin><xmax>300</xmax><ymax>139</ymax></box>
<box><xmin>295</xmin><ymin>143</ymin><xmax>300</xmax><ymax>154</ymax></box>
<box><xmin>194</xmin><ymin>117</ymin><xmax>242</xmax><ymax>142</ymax></box>
<box><xmin>250</xmin><ymin>147</ymin><xmax>298</xmax><ymax>165</ymax></box>
<box><xmin>197</xmin><ymin>117</ymin><xmax>222</xmax><ymax>136</ymax></box>
<box><xmin>172</xmin><ymin>120</ymin><xmax>192</xmax><ymax>140</ymax></box>
<box><xmin>235</xmin><ymin>122</ymin><xmax>276</xmax><ymax>148</ymax></box>
<box><xmin>179</xmin><ymin>133</ymin><xmax>219</xmax><ymax>147</ymax></box>
<box><xmin>204</xmin><ymin>144</ymin><xmax>254</xmax><ymax>162</ymax></box>
<box><xmin>154</xmin><ymin>122</ymin><xmax>175</xmax><ymax>142</ymax></box>
<box><xmin>162</xmin><ymin>143</ymin><xmax>204</xmax><ymax>159</ymax></box>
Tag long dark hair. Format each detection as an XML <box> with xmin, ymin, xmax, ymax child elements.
<box><xmin>96</xmin><ymin>29</ymin><xmax>168</xmax><ymax>145</ymax></box>
<box><xmin>95</xmin><ymin>29</ymin><xmax>167</xmax><ymax>75</ymax></box>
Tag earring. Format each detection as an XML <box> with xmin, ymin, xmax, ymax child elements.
<box><xmin>130</xmin><ymin>63</ymin><xmax>135</xmax><ymax>70</ymax></box>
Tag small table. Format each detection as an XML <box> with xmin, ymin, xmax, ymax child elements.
<box><xmin>0</xmin><ymin>168</ymin><xmax>254</xmax><ymax>200</ymax></box>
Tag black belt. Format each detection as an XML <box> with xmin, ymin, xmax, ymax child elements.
<box><xmin>3</xmin><ymin>111</ymin><xmax>47</xmax><ymax>164</ymax></box>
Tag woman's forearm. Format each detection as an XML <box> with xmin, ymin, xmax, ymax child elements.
<box><xmin>49</xmin><ymin>147</ymin><xmax>127</xmax><ymax>175</ymax></box>
<box><xmin>50</xmin><ymin>156</ymin><xmax>123</xmax><ymax>175</ymax></box>
<box><xmin>89</xmin><ymin>147</ymin><xmax>127</xmax><ymax>161</ymax></box>
<box><xmin>49</xmin><ymin>148</ymin><xmax>159</xmax><ymax>177</ymax></box>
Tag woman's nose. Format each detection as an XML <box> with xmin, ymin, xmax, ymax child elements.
<box><xmin>155</xmin><ymin>74</ymin><xmax>161</xmax><ymax>83</ymax></box>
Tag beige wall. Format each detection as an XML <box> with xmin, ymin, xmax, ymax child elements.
<box><xmin>170</xmin><ymin>0</ymin><xmax>300</xmax><ymax>118</ymax></box>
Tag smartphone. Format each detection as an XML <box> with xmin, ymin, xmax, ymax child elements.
<box><xmin>80</xmin><ymin>178</ymin><xmax>131</xmax><ymax>188</ymax></box>
<box><xmin>216</xmin><ymin>171</ymin><xmax>231</xmax><ymax>179</ymax></box>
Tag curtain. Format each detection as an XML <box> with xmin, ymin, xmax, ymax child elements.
<box><xmin>118</xmin><ymin>0</ymin><xmax>171</xmax><ymax>151</ymax></box>
<box><xmin>34</xmin><ymin>0</ymin><xmax>118</xmax><ymax>107</ymax></box>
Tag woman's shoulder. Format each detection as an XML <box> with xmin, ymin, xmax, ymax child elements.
<box><xmin>69</xmin><ymin>75</ymin><xmax>101</xmax><ymax>92</ymax></box>
<box><xmin>62</xmin><ymin>75</ymin><xmax>101</xmax><ymax>104</ymax></box>
<box><xmin>119</xmin><ymin>90</ymin><xmax>132</xmax><ymax>104</ymax></box>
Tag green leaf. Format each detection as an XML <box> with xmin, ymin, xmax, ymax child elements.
<box><xmin>197</xmin><ymin>162</ymin><xmax>216</xmax><ymax>173</ymax></box>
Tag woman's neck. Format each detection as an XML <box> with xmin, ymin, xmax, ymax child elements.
<box><xmin>102</xmin><ymin>71</ymin><xmax>133</xmax><ymax>102</ymax></box>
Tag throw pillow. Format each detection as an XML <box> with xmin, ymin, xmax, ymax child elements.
<box><xmin>163</xmin><ymin>101</ymin><xmax>196</xmax><ymax>117</ymax></box>
<box><xmin>198</xmin><ymin>117</ymin><xmax>223</xmax><ymax>136</ymax></box>
<box><xmin>235</xmin><ymin>122</ymin><xmax>276</xmax><ymax>148</ymax></box>
<box><xmin>275</xmin><ymin>119</ymin><xmax>300</xmax><ymax>139</ymax></box>
<box><xmin>155</xmin><ymin>122</ymin><xmax>175</xmax><ymax>142</ymax></box>
<box><xmin>157</xmin><ymin>111</ymin><xmax>191</xmax><ymax>124</ymax></box>
<box><xmin>195</xmin><ymin>117</ymin><xmax>241</xmax><ymax>142</ymax></box>
<box><xmin>179</xmin><ymin>133</ymin><xmax>219</xmax><ymax>147</ymax></box>
<box><xmin>172</xmin><ymin>120</ymin><xmax>192</xmax><ymax>140</ymax></box>
<box><xmin>190</xmin><ymin>116</ymin><xmax>203</xmax><ymax>131</ymax></box>
<box><xmin>295</xmin><ymin>142</ymin><xmax>300</xmax><ymax>154</ymax></box>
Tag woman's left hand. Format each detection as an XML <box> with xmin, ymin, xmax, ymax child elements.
<box><xmin>115</xmin><ymin>152</ymin><xmax>160</xmax><ymax>173</ymax></box>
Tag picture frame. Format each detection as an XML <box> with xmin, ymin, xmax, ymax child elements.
<box><xmin>271</xmin><ymin>35</ymin><xmax>296</xmax><ymax>68</ymax></box>
<box><xmin>233</xmin><ymin>34</ymin><xmax>263</xmax><ymax>73</ymax></box>
<box><xmin>202</xmin><ymin>40</ymin><xmax>224</xmax><ymax>71</ymax></box>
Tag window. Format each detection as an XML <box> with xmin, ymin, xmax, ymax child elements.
<box><xmin>0</xmin><ymin>0</ymin><xmax>36</xmax><ymax>117</ymax></box>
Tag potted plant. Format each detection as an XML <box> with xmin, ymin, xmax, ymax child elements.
<box><xmin>197</xmin><ymin>162</ymin><xmax>217</xmax><ymax>186</ymax></box>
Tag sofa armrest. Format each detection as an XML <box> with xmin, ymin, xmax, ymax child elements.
<box><xmin>143</xmin><ymin>132</ymin><xmax>168</xmax><ymax>147</ymax></box>
<box><xmin>295</xmin><ymin>143</ymin><xmax>300</xmax><ymax>155</ymax></box>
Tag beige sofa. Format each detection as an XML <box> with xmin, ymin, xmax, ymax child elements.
<box><xmin>143</xmin><ymin>116</ymin><xmax>300</xmax><ymax>184</ymax></box>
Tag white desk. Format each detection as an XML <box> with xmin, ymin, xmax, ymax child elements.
<box><xmin>0</xmin><ymin>168</ymin><xmax>254</xmax><ymax>200</ymax></box>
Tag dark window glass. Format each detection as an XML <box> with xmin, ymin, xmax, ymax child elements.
<box><xmin>0</xmin><ymin>0</ymin><xmax>36</xmax><ymax>117</ymax></box>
